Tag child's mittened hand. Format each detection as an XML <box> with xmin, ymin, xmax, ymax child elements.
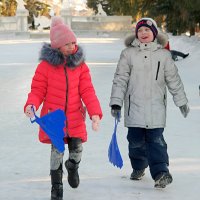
<box><xmin>111</xmin><ymin>105</ymin><xmax>121</xmax><ymax>120</ymax></box>
<box><xmin>91</xmin><ymin>115</ymin><xmax>100</xmax><ymax>131</ymax></box>
<box><xmin>25</xmin><ymin>105</ymin><xmax>36</xmax><ymax>118</ymax></box>
<box><xmin>179</xmin><ymin>104</ymin><xmax>190</xmax><ymax>118</ymax></box>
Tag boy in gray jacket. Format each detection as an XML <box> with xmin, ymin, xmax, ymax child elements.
<box><xmin>110</xmin><ymin>18</ymin><xmax>189</xmax><ymax>188</ymax></box>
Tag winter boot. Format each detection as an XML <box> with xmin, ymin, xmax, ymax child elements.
<box><xmin>51</xmin><ymin>167</ymin><xmax>63</xmax><ymax>200</ymax></box>
<box><xmin>65</xmin><ymin>159</ymin><xmax>79</xmax><ymax>188</ymax></box>
<box><xmin>130</xmin><ymin>169</ymin><xmax>145</xmax><ymax>180</ymax></box>
<box><xmin>154</xmin><ymin>172</ymin><xmax>173</xmax><ymax>188</ymax></box>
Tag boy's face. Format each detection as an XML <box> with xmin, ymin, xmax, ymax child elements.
<box><xmin>59</xmin><ymin>42</ymin><xmax>76</xmax><ymax>56</ymax></box>
<box><xmin>137</xmin><ymin>26</ymin><xmax>154</xmax><ymax>43</ymax></box>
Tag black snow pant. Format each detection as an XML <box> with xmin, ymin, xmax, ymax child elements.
<box><xmin>127</xmin><ymin>127</ymin><xmax>169</xmax><ymax>180</ymax></box>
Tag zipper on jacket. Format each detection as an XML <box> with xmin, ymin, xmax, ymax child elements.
<box><xmin>64</xmin><ymin>66</ymin><xmax>68</xmax><ymax>129</ymax></box>
<box><xmin>128</xmin><ymin>95</ymin><xmax>131</xmax><ymax>116</ymax></box>
<box><xmin>155</xmin><ymin>61</ymin><xmax>160</xmax><ymax>80</ymax></box>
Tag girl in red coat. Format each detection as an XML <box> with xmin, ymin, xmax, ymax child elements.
<box><xmin>24</xmin><ymin>16</ymin><xmax>103</xmax><ymax>200</ymax></box>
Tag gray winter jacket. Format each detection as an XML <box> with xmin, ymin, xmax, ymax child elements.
<box><xmin>110</xmin><ymin>33</ymin><xmax>188</xmax><ymax>128</ymax></box>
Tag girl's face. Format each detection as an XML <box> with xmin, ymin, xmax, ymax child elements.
<box><xmin>59</xmin><ymin>42</ymin><xmax>76</xmax><ymax>56</ymax></box>
<box><xmin>137</xmin><ymin>26</ymin><xmax>154</xmax><ymax>43</ymax></box>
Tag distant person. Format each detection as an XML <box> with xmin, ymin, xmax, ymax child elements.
<box><xmin>171</xmin><ymin>50</ymin><xmax>189</xmax><ymax>61</ymax></box>
<box><xmin>165</xmin><ymin>41</ymin><xmax>189</xmax><ymax>61</ymax></box>
<box><xmin>110</xmin><ymin>17</ymin><xmax>189</xmax><ymax>188</ymax></box>
<box><xmin>24</xmin><ymin>17</ymin><xmax>103</xmax><ymax>200</ymax></box>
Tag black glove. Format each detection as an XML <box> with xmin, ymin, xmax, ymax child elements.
<box><xmin>111</xmin><ymin>105</ymin><xmax>121</xmax><ymax>120</ymax></box>
<box><xmin>179</xmin><ymin>104</ymin><xmax>190</xmax><ymax>118</ymax></box>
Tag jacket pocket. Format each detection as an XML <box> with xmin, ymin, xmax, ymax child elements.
<box><xmin>164</xmin><ymin>94</ymin><xmax>167</xmax><ymax>107</ymax></box>
<box><xmin>155</xmin><ymin>61</ymin><xmax>160</xmax><ymax>80</ymax></box>
<box><xmin>128</xmin><ymin>95</ymin><xmax>131</xmax><ymax>116</ymax></box>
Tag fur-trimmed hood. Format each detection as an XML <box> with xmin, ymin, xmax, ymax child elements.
<box><xmin>39</xmin><ymin>43</ymin><xmax>85</xmax><ymax>68</ymax></box>
<box><xmin>124</xmin><ymin>32</ymin><xmax>168</xmax><ymax>48</ymax></box>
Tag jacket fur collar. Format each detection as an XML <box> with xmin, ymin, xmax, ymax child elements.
<box><xmin>39</xmin><ymin>43</ymin><xmax>85</xmax><ymax>68</ymax></box>
<box><xmin>124</xmin><ymin>32</ymin><xmax>168</xmax><ymax>48</ymax></box>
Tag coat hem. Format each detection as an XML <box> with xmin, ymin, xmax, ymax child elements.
<box><xmin>125</xmin><ymin>123</ymin><xmax>166</xmax><ymax>129</ymax></box>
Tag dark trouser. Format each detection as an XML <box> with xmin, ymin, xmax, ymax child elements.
<box><xmin>127</xmin><ymin>127</ymin><xmax>169</xmax><ymax>180</ymax></box>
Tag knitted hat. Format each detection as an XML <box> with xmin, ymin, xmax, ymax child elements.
<box><xmin>50</xmin><ymin>16</ymin><xmax>77</xmax><ymax>49</ymax></box>
<box><xmin>135</xmin><ymin>18</ymin><xmax>158</xmax><ymax>39</ymax></box>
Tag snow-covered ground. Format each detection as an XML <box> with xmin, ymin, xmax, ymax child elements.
<box><xmin>0</xmin><ymin>34</ymin><xmax>200</xmax><ymax>200</ymax></box>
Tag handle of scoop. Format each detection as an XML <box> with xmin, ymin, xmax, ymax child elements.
<box><xmin>30</xmin><ymin>105</ymin><xmax>39</xmax><ymax>123</ymax></box>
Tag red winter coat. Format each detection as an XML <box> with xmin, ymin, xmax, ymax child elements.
<box><xmin>24</xmin><ymin>44</ymin><xmax>103</xmax><ymax>144</ymax></box>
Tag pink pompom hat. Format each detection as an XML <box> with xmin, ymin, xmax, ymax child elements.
<box><xmin>50</xmin><ymin>16</ymin><xmax>77</xmax><ymax>49</ymax></box>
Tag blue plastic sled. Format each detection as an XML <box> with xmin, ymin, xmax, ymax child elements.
<box><xmin>108</xmin><ymin>116</ymin><xmax>123</xmax><ymax>169</ymax></box>
<box><xmin>30</xmin><ymin>108</ymin><xmax>66</xmax><ymax>153</ymax></box>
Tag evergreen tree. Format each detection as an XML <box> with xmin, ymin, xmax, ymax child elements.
<box><xmin>138</xmin><ymin>0</ymin><xmax>200</xmax><ymax>35</ymax></box>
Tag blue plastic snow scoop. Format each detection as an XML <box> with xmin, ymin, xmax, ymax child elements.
<box><xmin>30</xmin><ymin>108</ymin><xmax>66</xmax><ymax>153</ymax></box>
<box><xmin>108</xmin><ymin>115</ymin><xmax>123</xmax><ymax>169</ymax></box>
